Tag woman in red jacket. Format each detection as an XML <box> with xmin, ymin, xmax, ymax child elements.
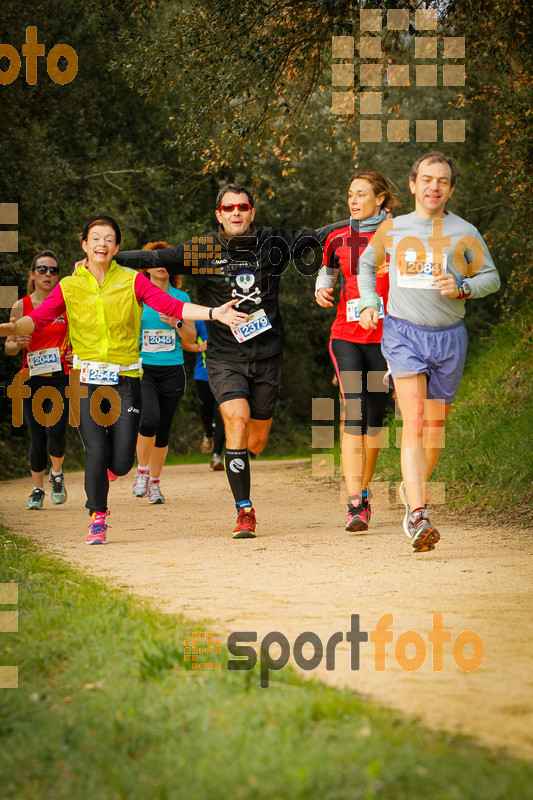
<box><xmin>316</xmin><ymin>171</ymin><xmax>395</xmax><ymax>532</ymax></box>
<box><xmin>5</xmin><ymin>251</ymin><xmax>70</xmax><ymax>509</ymax></box>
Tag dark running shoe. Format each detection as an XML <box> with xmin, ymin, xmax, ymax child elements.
<box><xmin>233</xmin><ymin>507</ymin><xmax>257</xmax><ymax>539</ymax></box>
<box><xmin>407</xmin><ymin>508</ymin><xmax>440</xmax><ymax>552</ymax></box>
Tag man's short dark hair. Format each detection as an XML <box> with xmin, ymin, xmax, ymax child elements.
<box><xmin>409</xmin><ymin>152</ymin><xmax>457</xmax><ymax>188</ymax></box>
<box><xmin>216</xmin><ymin>183</ymin><xmax>255</xmax><ymax>209</ymax></box>
<box><xmin>81</xmin><ymin>215</ymin><xmax>122</xmax><ymax>245</ymax></box>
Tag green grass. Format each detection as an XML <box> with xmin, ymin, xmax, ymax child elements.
<box><xmin>1</xmin><ymin>528</ymin><xmax>533</xmax><ymax>799</ymax></box>
<box><xmin>165</xmin><ymin>449</ymin><xmax>310</xmax><ymax>466</ymax></box>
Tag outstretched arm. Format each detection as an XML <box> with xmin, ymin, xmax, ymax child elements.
<box><xmin>0</xmin><ymin>315</ymin><xmax>36</xmax><ymax>339</ymax></box>
<box><xmin>117</xmin><ymin>243</ymin><xmax>188</xmax><ymax>276</ymax></box>
<box><xmin>135</xmin><ymin>274</ymin><xmax>247</xmax><ymax>328</ymax></box>
<box><xmin>4</xmin><ymin>300</ymin><xmax>30</xmax><ymax>354</ymax></box>
<box><xmin>182</xmin><ymin>300</ymin><xmax>248</xmax><ymax>327</ymax></box>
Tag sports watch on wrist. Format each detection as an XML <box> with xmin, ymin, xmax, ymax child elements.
<box><xmin>458</xmin><ymin>280</ymin><xmax>472</xmax><ymax>300</ymax></box>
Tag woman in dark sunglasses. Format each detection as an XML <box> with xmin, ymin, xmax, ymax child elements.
<box><xmin>5</xmin><ymin>250</ymin><xmax>70</xmax><ymax>510</ymax></box>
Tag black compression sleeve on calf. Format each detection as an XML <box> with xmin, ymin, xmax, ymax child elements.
<box><xmin>225</xmin><ymin>449</ymin><xmax>251</xmax><ymax>506</ymax></box>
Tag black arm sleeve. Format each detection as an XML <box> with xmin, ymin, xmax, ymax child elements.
<box><xmin>315</xmin><ymin>219</ymin><xmax>351</xmax><ymax>245</ymax></box>
<box><xmin>116</xmin><ymin>244</ymin><xmax>189</xmax><ymax>277</ymax></box>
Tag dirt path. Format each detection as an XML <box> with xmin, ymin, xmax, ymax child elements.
<box><xmin>2</xmin><ymin>460</ymin><xmax>532</xmax><ymax>760</ymax></box>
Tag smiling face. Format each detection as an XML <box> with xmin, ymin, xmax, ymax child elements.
<box><xmin>31</xmin><ymin>255</ymin><xmax>59</xmax><ymax>294</ymax></box>
<box><xmin>409</xmin><ymin>159</ymin><xmax>455</xmax><ymax>218</ymax></box>
<box><xmin>81</xmin><ymin>224</ymin><xmax>120</xmax><ymax>268</ymax></box>
<box><xmin>215</xmin><ymin>191</ymin><xmax>256</xmax><ymax>236</ymax></box>
<box><xmin>348</xmin><ymin>178</ymin><xmax>385</xmax><ymax>221</ymax></box>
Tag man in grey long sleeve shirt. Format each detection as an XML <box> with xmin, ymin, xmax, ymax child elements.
<box><xmin>358</xmin><ymin>151</ymin><xmax>500</xmax><ymax>553</ymax></box>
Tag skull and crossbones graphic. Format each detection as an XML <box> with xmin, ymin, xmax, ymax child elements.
<box><xmin>231</xmin><ymin>269</ymin><xmax>261</xmax><ymax>306</ymax></box>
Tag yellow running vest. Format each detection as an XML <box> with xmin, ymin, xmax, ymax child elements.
<box><xmin>60</xmin><ymin>261</ymin><xmax>143</xmax><ymax>377</ymax></box>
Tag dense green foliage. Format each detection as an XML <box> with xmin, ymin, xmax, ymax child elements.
<box><xmin>2</xmin><ymin>529</ymin><xmax>533</xmax><ymax>798</ymax></box>
<box><xmin>1</xmin><ymin>1</ymin><xmax>531</xmax><ymax>492</ymax></box>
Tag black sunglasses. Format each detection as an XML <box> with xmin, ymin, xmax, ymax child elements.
<box><xmin>34</xmin><ymin>265</ymin><xmax>60</xmax><ymax>275</ymax></box>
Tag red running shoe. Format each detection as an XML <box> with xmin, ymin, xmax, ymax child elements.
<box><xmin>233</xmin><ymin>507</ymin><xmax>257</xmax><ymax>539</ymax></box>
<box><xmin>107</xmin><ymin>469</ymin><xmax>118</xmax><ymax>482</ymax></box>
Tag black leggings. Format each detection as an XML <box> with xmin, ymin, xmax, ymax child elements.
<box><xmin>138</xmin><ymin>363</ymin><xmax>185</xmax><ymax>447</ymax></box>
<box><xmin>195</xmin><ymin>379</ymin><xmax>225</xmax><ymax>454</ymax></box>
<box><xmin>329</xmin><ymin>339</ymin><xmax>390</xmax><ymax>436</ymax></box>
<box><xmin>78</xmin><ymin>377</ymin><xmax>141</xmax><ymax>513</ymax></box>
<box><xmin>23</xmin><ymin>371</ymin><xmax>69</xmax><ymax>472</ymax></box>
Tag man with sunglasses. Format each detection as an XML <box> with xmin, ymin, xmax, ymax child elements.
<box><xmin>117</xmin><ymin>183</ymin><xmax>347</xmax><ymax>539</ymax></box>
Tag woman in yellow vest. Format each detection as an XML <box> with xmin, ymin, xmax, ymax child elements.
<box><xmin>0</xmin><ymin>216</ymin><xmax>247</xmax><ymax>545</ymax></box>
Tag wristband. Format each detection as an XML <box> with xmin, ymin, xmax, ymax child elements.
<box><xmin>357</xmin><ymin>292</ymin><xmax>381</xmax><ymax>315</ymax></box>
<box><xmin>209</xmin><ymin>308</ymin><xmax>214</xmax><ymax>320</ymax></box>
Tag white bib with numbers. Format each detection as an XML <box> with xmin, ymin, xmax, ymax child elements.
<box><xmin>27</xmin><ymin>347</ymin><xmax>62</xmax><ymax>377</ymax></box>
<box><xmin>142</xmin><ymin>329</ymin><xmax>176</xmax><ymax>352</ymax></box>
<box><xmin>80</xmin><ymin>362</ymin><xmax>120</xmax><ymax>386</ymax></box>
<box><xmin>232</xmin><ymin>308</ymin><xmax>272</xmax><ymax>344</ymax></box>
<box><xmin>397</xmin><ymin>254</ymin><xmax>447</xmax><ymax>289</ymax></box>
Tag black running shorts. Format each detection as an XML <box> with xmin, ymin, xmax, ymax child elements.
<box><xmin>206</xmin><ymin>353</ymin><xmax>283</xmax><ymax>421</ymax></box>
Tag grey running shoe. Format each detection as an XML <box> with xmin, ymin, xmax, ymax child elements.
<box><xmin>148</xmin><ymin>481</ymin><xmax>165</xmax><ymax>504</ymax></box>
<box><xmin>399</xmin><ymin>481</ymin><xmax>411</xmax><ymax>538</ymax></box>
<box><xmin>49</xmin><ymin>471</ymin><xmax>67</xmax><ymax>504</ymax></box>
<box><xmin>132</xmin><ymin>469</ymin><xmax>149</xmax><ymax>497</ymax></box>
<box><xmin>407</xmin><ymin>508</ymin><xmax>440</xmax><ymax>552</ymax></box>
<box><xmin>210</xmin><ymin>453</ymin><xmax>224</xmax><ymax>471</ymax></box>
<box><xmin>26</xmin><ymin>488</ymin><xmax>45</xmax><ymax>510</ymax></box>
<box><xmin>201</xmin><ymin>434</ymin><xmax>214</xmax><ymax>454</ymax></box>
